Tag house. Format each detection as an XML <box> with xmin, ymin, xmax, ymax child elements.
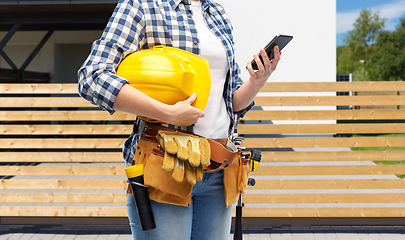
<box><xmin>0</xmin><ymin>0</ymin><xmax>336</xmax><ymax>84</ymax></box>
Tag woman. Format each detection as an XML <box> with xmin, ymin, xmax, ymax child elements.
<box><xmin>78</xmin><ymin>0</ymin><xmax>280</xmax><ymax>239</ymax></box>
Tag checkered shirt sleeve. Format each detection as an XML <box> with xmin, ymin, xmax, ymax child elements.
<box><xmin>77</xmin><ymin>0</ymin><xmax>146</xmax><ymax>114</ymax></box>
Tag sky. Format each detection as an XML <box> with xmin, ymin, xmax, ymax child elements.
<box><xmin>336</xmin><ymin>0</ymin><xmax>405</xmax><ymax>46</ymax></box>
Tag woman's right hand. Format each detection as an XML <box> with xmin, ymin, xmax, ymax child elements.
<box><xmin>114</xmin><ymin>84</ymin><xmax>204</xmax><ymax>126</ymax></box>
<box><xmin>164</xmin><ymin>93</ymin><xmax>205</xmax><ymax>126</ymax></box>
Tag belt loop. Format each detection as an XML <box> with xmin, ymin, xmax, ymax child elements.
<box><xmin>132</xmin><ymin>117</ymin><xmax>139</xmax><ymax>133</ymax></box>
<box><xmin>134</xmin><ymin>117</ymin><xmax>146</xmax><ymax>135</ymax></box>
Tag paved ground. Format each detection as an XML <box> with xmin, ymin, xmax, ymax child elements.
<box><xmin>1</xmin><ymin>225</ymin><xmax>405</xmax><ymax>240</ymax></box>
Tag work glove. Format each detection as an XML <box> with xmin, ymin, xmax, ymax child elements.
<box><xmin>156</xmin><ymin>130</ymin><xmax>211</xmax><ymax>185</ymax></box>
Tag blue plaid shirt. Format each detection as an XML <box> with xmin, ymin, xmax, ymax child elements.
<box><xmin>78</xmin><ymin>0</ymin><xmax>253</xmax><ymax>164</ymax></box>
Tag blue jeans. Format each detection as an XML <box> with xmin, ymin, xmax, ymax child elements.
<box><xmin>126</xmin><ymin>170</ymin><xmax>233</xmax><ymax>240</ymax></box>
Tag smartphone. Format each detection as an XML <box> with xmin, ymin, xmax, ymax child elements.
<box><xmin>251</xmin><ymin>34</ymin><xmax>293</xmax><ymax>70</ymax></box>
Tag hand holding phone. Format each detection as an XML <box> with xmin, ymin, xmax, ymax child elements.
<box><xmin>251</xmin><ymin>34</ymin><xmax>293</xmax><ymax>70</ymax></box>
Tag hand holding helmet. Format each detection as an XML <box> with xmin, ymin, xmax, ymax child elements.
<box><xmin>165</xmin><ymin>93</ymin><xmax>205</xmax><ymax>126</ymax></box>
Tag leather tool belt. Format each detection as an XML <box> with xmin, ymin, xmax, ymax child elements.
<box><xmin>140</xmin><ymin>123</ymin><xmax>240</xmax><ymax>173</ymax></box>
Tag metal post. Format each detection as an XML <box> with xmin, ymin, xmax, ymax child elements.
<box><xmin>233</xmin><ymin>113</ymin><xmax>243</xmax><ymax>240</ymax></box>
<box><xmin>19</xmin><ymin>30</ymin><xmax>54</xmax><ymax>83</ymax></box>
<box><xmin>0</xmin><ymin>23</ymin><xmax>21</xmax><ymax>70</ymax></box>
<box><xmin>0</xmin><ymin>50</ymin><xmax>18</xmax><ymax>70</ymax></box>
<box><xmin>0</xmin><ymin>23</ymin><xmax>21</xmax><ymax>50</ymax></box>
<box><xmin>234</xmin><ymin>195</ymin><xmax>243</xmax><ymax>240</ymax></box>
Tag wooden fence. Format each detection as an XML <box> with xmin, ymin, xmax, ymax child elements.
<box><xmin>241</xmin><ymin>81</ymin><xmax>405</xmax><ymax>218</ymax></box>
<box><xmin>0</xmin><ymin>82</ymin><xmax>404</xmax><ymax>221</ymax></box>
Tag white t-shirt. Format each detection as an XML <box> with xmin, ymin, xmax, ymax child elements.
<box><xmin>191</xmin><ymin>1</ymin><xmax>231</xmax><ymax>139</ymax></box>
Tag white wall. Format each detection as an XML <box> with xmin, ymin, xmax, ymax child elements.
<box><xmin>220</xmin><ymin>0</ymin><xmax>337</xmax><ymax>127</ymax></box>
<box><xmin>220</xmin><ymin>0</ymin><xmax>336</xmax><ymax>83</ymax></box>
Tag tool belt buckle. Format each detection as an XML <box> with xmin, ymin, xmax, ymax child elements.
<box><xmin>205</xmin><ymin>138</ymin><xmax>239</xmax><ymax>173</ymax></box>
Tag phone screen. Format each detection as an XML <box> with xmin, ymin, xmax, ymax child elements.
<box><xmin>251</xmin><ymin>34</ymin><xmax>293</xmax><ymax>70</ymax></box>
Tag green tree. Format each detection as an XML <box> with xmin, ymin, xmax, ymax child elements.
<box><xmin>352</xmin><ymin>67</ymin><xmax>370</xmax><ymax>81</ymax></box>
<box><xmin>373</xmin><ymin>16</ymin><xmax>405</xmax><ymax>81</ymax></box>
<box><xmin>336</xmin><ymin>45</ymin><xmax>355</xmax><ymax>74</ymax></box>
<box><xmin>345</xmin><ymin>9</ymin><xmax>386</xmax><ymax>49</ymax></box>
<box><xmin>337</xmin><ymin>9</ymin><xmax>386</xmax><ymax>81</ymax></box>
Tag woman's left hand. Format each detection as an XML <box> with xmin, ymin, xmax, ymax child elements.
<box><xmin>246</xmin><ymin>45</ymin><xmax>281</xmax><ymax>87</ymax></box>
<box><xmin>232</xmin><ymin>45</ymin><xmax>282</xmax><ymax>112</ymax></box>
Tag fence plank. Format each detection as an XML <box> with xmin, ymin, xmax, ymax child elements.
<box><xmin>6</xmin><ymin>192</ymin><xmax>405</xmax><ymax>204</ymax></box>
<box><xmin>0</xmin><ymin>139</ymin><xmax>126</xmax><ymax>149</ymax></box>
<box><xmin>0</xmin><ymin>125</ymin><xmax>133</xmax><ymax>135</ymax></box>
<box><xmin>0</xmin><ymin>111</ymin><xmax>135</xmax><ymax>121</ymax></box>
<box><xmin>239</xmin><ymin>123</ymin><xmax>405</xmax><ymax>134</ymax></box>
<box><xmin>253</xmin><ymin>179</ymin><xmax>405</xmax><ymax>189</ymax></box>
<box><xmin>4</xmin><ymin>165</ymin><xmax>405</xmax><ymax>176</ymax></box>
<box><xmin>261</xmin><ymin>81</ymin><xmax>405</xmax><ymax>92</ymax></box>
<box><xmin>0</xmin><ymin>191</ymin><xmax>126</xmax><ymax>203</ymax></box>
<box><xmin>261</xmin><ymin>151</ymin><xmax>405</xmax><ymax>162</ymax></box>
<box><xmin>0</xmin><ymin>84</ymin><xmax>77</xmax><ymax>94</ymax></box>
<box><xmin>0</xmin><ymin>193</ymin><xmax>126</xmax><ymax>203</ymax></box>
<box><xmin>242</xmin><ymin>207</ymin><xmax>405</xmax><ymax>218</ymax></box>
<box><xmin>254</xmin><ymin>96</ymin><xmax>405</xmax><ymax>107</ymax></box>
<box><xmin>243</xmin><ymin>193</ymin><xmax>405</xmax><ymax>204</ymax></box>
<box><xmin>7</xmin><ymin>95</ymin><xmax>403</xmax><ymax>108</ymax></box>
<box><xmin>2</xmin><ymin>82</ymin><xmax>403</xmax><ymax>94</ymax></box>
<box><xmin>0</xmin><ymin>152</ymin><xmax>123</xmax><ymax>162</ymax></box>
<box><xmin>243</xmin><ymin>137</ymin><xmax>405</xmax><ymax>148</ymax></box>
<box><xmin>254</xmin><ymin>165</ymin><xmax>405</xmax><ymax>175</ymax></box>
<box><xmin>1</xmin><ymin>206</ymin><xmax>405</xmax><ymax>218</ymax></box>
<box><xmin>2</xmin><ymin>151</ymin><xmax>403</xmax><ymax>163</ymax></box>
<box><xmin>0</xmin><ymin>179</ymin><xmax>126</xmax><ymax>190</ymax></box>
<box><xmin>0</xmin><ymin>206</ymin><xmax>127</xmax><ymax>217</ymax></box>
<box><xmin>243</xmin><ymin>109</ymin><xmax>405</xmax><ymax>120</ymax></box>
<box><xmin>1</xmin><ymin>97</ymin><xmax>94</xmax><ymax>108</ymax></box>
<box><xmin>0</xmin><ymin>166</ymin><xmax>126</xmax><ymax>176</ymax></box>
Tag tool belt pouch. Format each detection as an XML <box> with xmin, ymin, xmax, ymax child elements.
<box><xmin>132</xmin><ymin>138</ymin><xmax>193</xmax><ymax>206</ymax></box>
<box><xmin>238</xmin><ymin>161</ymin><xmax>249</xmax><ymax>194</ymax></box>
<box><xmin>223</xmin><ymin>154</ymin><xmax>249</xmax><ymax>207</ymax></box>
<box><xmin>131</xmin><ymin>122</ymin><xmax>246</xmax><ymax>207</ymax></box>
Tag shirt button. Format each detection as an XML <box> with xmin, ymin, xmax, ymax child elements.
<box><xmin>193</xmin><ymin>40</ymin><xmax>198</xmax><ymax>45</ymax></box>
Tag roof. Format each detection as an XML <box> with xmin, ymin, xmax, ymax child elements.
<box><xmin>0</xmin><ymin>0</ymin><xmax>118</xmax><ymax>5</ymax></box>
<box><xmin>0</xmin><ymin>1</ymin><xmax>117</xmax><ymax>31</ymax></box>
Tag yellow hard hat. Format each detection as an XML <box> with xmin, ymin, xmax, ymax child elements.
<box><xmin>116</xmin><ymin>46</ymin><xmax>211</xmax><ymax>114</ymax></box>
